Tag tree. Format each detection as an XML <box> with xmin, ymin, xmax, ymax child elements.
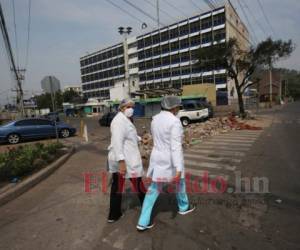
<box><xmin>62</xmin><ymin>89</ymin><xmax>81</xmax><ymax>103</ymax></box>
<box><xmin>196</xmin><ymin>38</ymin><xmax>294</xmax><ymax>117</ymax></box>
<box><xmin>35</xmin><ymin>91</ymin><xmax>63</xmax><ymax>111</ymax></box>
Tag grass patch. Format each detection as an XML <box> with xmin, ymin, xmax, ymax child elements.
<box><xmin>0</xmin><ymin>142</ymin><xmax>64</xmax><ymax>182</ymax></box>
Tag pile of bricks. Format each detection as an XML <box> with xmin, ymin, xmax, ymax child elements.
<box><xmin>139</xmin><ymin>116</ymin><xmax>262</xmax><ymax>160</ymax></box>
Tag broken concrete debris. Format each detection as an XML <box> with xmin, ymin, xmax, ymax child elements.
<box><xmin>139</xmin><ymin>116</ymin><xmax>262</xmax><ymax>160</ymax></box>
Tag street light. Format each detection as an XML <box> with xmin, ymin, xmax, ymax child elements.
<box><xmin>118</xmin><ymin>26</ymin><xmax>132</xmax><ymax>36</ymax></box>
<box><xmin>118</xmin><ymin>27</ymin><xmax>132</xmax><ymax>97</ymax></box>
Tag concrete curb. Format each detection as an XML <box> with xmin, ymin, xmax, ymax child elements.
<box><xmin>0</xmin><ymin>147</ymin><xmax>76</xmax><ymax>207</ymax></box>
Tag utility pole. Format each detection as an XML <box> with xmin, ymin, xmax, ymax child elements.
<box><xmin>118</xmin><ymin>27</ymin><xmax>132</xmax><ymax>97</ymax></box>
<box><xmin>156</xmin><ymin>0</ymin><xmax>160</xmax><ymax>28</ymax></box>
<box><xmin>269</xmin><ymin>66</ymin><xmax>273</xmax><ymax>107</ymax></box>
<box><xmin>0</xmin><ymin>3</ymin><xmax>25</xmax><ymax>118</ymax></box>
<box><xmin>16</xmin><ymin>68</ymin><xmax>26</xmax><ymax>116</ymax></box>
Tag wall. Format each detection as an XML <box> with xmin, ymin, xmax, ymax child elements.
<box><xmin>225</xmin><ymin>1</ymin><xmax>251</xmax><ymax>105</ymax></box>
<box><xmin>182</xmin><ymin>84</ymin><xmax>216</xmax><ymax>106</ymax></box>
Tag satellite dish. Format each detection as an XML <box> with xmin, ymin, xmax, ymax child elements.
<box><xmin>41</xmin><ymin>76</ymin><xmax>61</xmax><ymax>94</ymax></box>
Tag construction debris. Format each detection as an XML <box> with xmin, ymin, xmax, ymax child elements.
<box><xmin>139</xmin><ymin>115</ymin><xmax>262</xmax><ymax>160</ymax></box>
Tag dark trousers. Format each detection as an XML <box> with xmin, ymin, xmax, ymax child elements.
<box><xmin>108</xmin><ymin>172</ymin><xmax>146</xmax><ymax>220</ymax></box>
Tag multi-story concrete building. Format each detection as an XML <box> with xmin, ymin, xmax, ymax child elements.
<box><xmin>80</xmin><ymin>1</ymin><xmax>249</xmax><ymax>105</ymax></box>
<box><xmin>63</xmin><ymin>85</ymin><xmax>82</xmax><ymax>96</ymax></box>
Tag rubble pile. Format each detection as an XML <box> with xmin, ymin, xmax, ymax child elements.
<box><xmin>139</xmin><ymin>116</ymin><xmax>262</xmax><ymax>160</ymax></box>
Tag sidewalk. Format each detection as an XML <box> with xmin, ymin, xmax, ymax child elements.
<box><xmin>0</xmin><ymin>143</ymin><xmax>108</xmax><ymax>250</ymax></box>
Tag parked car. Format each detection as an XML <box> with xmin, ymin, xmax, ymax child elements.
<box><xmin>98</xmin><ymin>112</ymin><xmax>117</xmax><ymax>127</ymax></box>
<box><xmin>0</xmin><ymin>118</ymin><xmax>76</xmax><ymax>144</ymax></box>
<box><xmin>177</xmin><ymin>100</ymin><xmax>210</xmax><ymax>126</ymax></box>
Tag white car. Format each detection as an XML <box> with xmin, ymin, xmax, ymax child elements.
<box><xmin>177</xmin><ymin>101</ymin><xmax>209</xmax><ymax>126</ymax></box>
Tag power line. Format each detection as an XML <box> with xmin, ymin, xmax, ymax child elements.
<box><xmin>242</xmin><ymin>0</ymin><xmax>267</xmax><ymax>37</ymax></box>
<box><xmin>12</xmin><ymin>0</ymin><xmax>19</xmax><ymax>68</ymax></box>
<box><xmin>104</xmin><ymin>0</ymin><xmax>152</xmax><ymax>28</ymax></box>
<box><xmin>236</xmin><ymin>0</ymin><xmax>258</xmax><ymax>44</ymax></box>
<box><xmin>142</xmin><ymin>0</ymin><xmax>176</xmax><ymax>23</ymax></box>
<box><xmin>188</xmin><ymin>0</ymin><xmax>204</xmax><ymax>12</ymax></box>
<box><xmin>122</xmin><ymin>0</ymin><xmax>165</xmax><ymax>26</ymax></box>
<box><xmin>25</xmin><ymin>0</ymin><xmax>31</xmax><ymax>70</ymax></box>
<box><xmin>203</xmin><ymin>0</ymin><xmax>216</xmax><ymax>9</ymax></box>
<box><xmin>256</xmin><ymin>0</ymin><xmax>276</xmax><ymax>37</ymax></box>
<box><xmin>162</xmin><ymin>0</ymin><xmax>188</xmax><ymax>18</ymax></box>
<box><xmin>0</xmin><ymin>2</ymin><xmax>24</xmax><ymax>116</ymax></box>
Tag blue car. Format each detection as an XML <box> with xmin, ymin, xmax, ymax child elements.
<box><xmin>0</xmin><ymin>118</ymin><xmax>76</xmax><ymax>144</ymax></box>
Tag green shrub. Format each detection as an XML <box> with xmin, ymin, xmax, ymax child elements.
<box><xmin>0</xmin><ymin>142</ymin><xmax>65</xmax><ymax>182</ymax></box>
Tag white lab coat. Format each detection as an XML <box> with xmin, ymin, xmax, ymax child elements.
<box><xmin>107</xmin><ymin>112</ymin><xmax>143</xmax><ymax>178</ymax></box>
<box><xmin>147</xmin><ymin>111</ymin><xmax>184</xmax><ymax>182</ymax></box>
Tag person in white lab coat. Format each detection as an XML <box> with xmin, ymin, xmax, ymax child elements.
<box><xmin>136</xmin><ymin>96</ymin><xmax>195</xmax><ymax>231</ymax></box>
<box><xmin>107</xmin><ymin>99</ymin><xmax>145</xmax><ymax>223</ymax></box>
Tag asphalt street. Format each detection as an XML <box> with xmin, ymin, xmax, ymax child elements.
<box><xmin>0</xmin><ymin>102</ymin><xmax>299</xmax><ymax>250</ymax></box>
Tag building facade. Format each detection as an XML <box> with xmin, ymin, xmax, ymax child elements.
<box><xmin>63</xmin><ymin>85</ymin><xmax>82</xmax><ymax>96</ymax></box>
<box><xmin>80</xmin><ymin>1</ymin><xmax>249</xmax><ymax>105</ymax></box>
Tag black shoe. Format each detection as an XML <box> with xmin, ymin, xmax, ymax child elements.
<box><xmin>178</xmin><ymin>205</ymin><xmax>196</xmax><ymax>215</ymax></box>
<box><xmin>107</xmin><ymin>214</ymin><xmax>124</xmax><ymax>223</ymax></box>
<box><xmin>136</xmin><ymin>222</ymin><xmax>155</xmax><ymax>231</ymax></box>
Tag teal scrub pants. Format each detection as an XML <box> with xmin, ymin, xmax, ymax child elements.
<box><xmin>138</xmin><ymin>178</ymin><xmax>189</xmax><ymax>227</ymax></box>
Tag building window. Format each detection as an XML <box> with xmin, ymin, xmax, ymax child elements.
<box><xmin>180</xmin><ymin>38</ymin><xmax>189</xmax><ymax>49</ymax></box>
<box><xmin>152</xmin><ymin>34</ymin><xmax>160</xmax><ymax>45</ymax></box>
<box><xmin>179</xmin><ymin>24</ymin><xmax>189</xmax><ymax>36</ymax></box>
<box><xmin>202</xmin><ymin>33</ymin><xmax>212</xmax><ymax>44</ymax></box>
<box><xmin>144</xmin><ymin>37</ymin><xmax>152</xmax><ymax>47</ymax></box>
<box><xmin>153</xmin><ymin>58</ymin><xmax>161</xmax><ymax>68</ymax></box>
<box><xmin>128</xmin><ymin>42</ymin><xmax>137</xmax><ymax>49</ymax></box>
<box><xmin>182</xmin><ymin>78</ymin><xmax>191</xmax><ymax>86</ymax></box>
<box><xmin>213</xmin><ymin>14</ymin><xmax>225</xmax><ymax>26</ymax></box>
<box><xmin>161</xmin><ymin>44</ymin><xmax>169</xmax><ymax>54</ymax></box>
<box><xmin>153</xmin><ymin>46</ymin><xmax>161</xmax><ymax>56</ymax></box>
<box><xmin>171</xmin><ymin>54</ymin><xmax>180</xmax><ymax>64</ymax></box>
<box><xmin>161</xmin><ymin>31</ymin><xmax>169</xmax><ymax>42</ymax></box>
<box><xmin>138</xmin><ymin>39</ymin><xmax>144</xmax><ymax>49</ymax></box>
<box><xmin>214</xmin><ymin>29</ymin><xmax>226</xmax><ymax>42</ymax></box>
<box><xmin>201</xmin><ymin>17</ymin><xmax>212</xmax><ymax>30</ymax></box>
<box><xmin>154</xmin><ymin>71</ymin><xmax>162</xmax><ymax>79</ymax></box>
<box><xmin>170</xmin><ymin>41</ymin><xmax>179</xmax><ymax>52</ymax></box>
<box><xmin>172</xmin><ymin>79</ymin><xmax>182</xmax><ymax>88</ymax></box>
<box><xmin>169</xmin><ymin>28</ymin><xmax>179</xmax><ymax>39</ymax></box>
<box><xmin>181</xmin><ymin>66</ymin><xmax>191</xmax><ymax>75</ymax></box>
<box><xmin>180</xmin><ymin>52</ymin><xmax>190</xmax><ymax>62</ymax></box>
<box><xmin>215</xmin><ymin>74</ymin><xmax>227</xmax><ymax>84</ymax></box>
<box><xmin>163</xmin><ymin>69</ymin><xmax>171</xmax><ymax>78</ymax></box>
<box><xmin>203</xmin><ymin>75</ymin><xmax>214</xmax><ymax>83</ymax></box>
<box><xmin>190</xmin><ymin>21</ymin><xmax>200</xmax><ymax>33</ymax></box>
<box><xmin>162</xmin><ymin>56</ymin><xmax>170</xmax><ymax>66</ymax></box>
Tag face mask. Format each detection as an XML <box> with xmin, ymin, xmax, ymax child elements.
<box><xmin>124</xmin><ymin>108</ymin><xmax>134</xmax><ymax>118</ymax></box>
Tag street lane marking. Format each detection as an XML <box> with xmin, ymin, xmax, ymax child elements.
<box><xmin>214</xmin><ymin>134</ymin><xmax>260</xmax><ymax>139</ymax></box>
<box><xmin>203</xmin><ymin>141</ymin><xmax>253</xmax><ymax>147</ymax></box>
<box><xmin>185</xmin><ymin>168</ymin><xmax>229</xmax><ymax>181</ymax></box>
<box><xmin>185</xmin><ymin>159</ymin><xmax>237</xmax><ymax>172</ymax></box>
<box><xmin>185</xmin><ymin>149</ymin><xmax>246</xmax><ymax>157</ymax></box>
<box><xmin>191</xmin><ymin>145</ymin><xmax>250</xmax><ymax>151</ymax></box>
<box><xmin>208</xmin><ymin>139</ymin><xmax>256</xmax><ymax>143</ymax></box>
<box><xmin>184</xmin><ymin>153</ymin><xmax>242</xmax><ymax>163</ymax></box>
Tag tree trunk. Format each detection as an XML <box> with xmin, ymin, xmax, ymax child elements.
<box><xmin>234</xmin><ymin>77</ymin><xmax>246</xmax><ymax>118</ymax></box>
<box><xmin>236</xmin><ymin>87</ymin><xmax>246</xmax><ymax>118</ymax></box>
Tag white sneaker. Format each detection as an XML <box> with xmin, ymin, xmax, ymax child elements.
<box><xmin>178</xmin><ymin>205</ymin><xmax>196</xmax><ymax>215</ymax></box>
<box><xmin>136</xmin><ymin>223</ymin><xmax>155</xmax><ymax>231</ymax></box>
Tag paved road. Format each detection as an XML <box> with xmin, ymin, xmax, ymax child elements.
<box><xmin>0</xmin><ymin>103</ymin><xmax>299</xmax><ymax>250</ymax></box>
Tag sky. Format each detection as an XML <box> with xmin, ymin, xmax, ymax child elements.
<box><xmin>0</xmin><ymin>0</ymin><xmax>300</xmax><ymax>105</ymax></box>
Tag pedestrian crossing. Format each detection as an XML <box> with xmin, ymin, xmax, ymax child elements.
<box><xmin>184</xmin><ymin>130</ymin><xmax>262</xmax><ymax>183</ymax></box>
